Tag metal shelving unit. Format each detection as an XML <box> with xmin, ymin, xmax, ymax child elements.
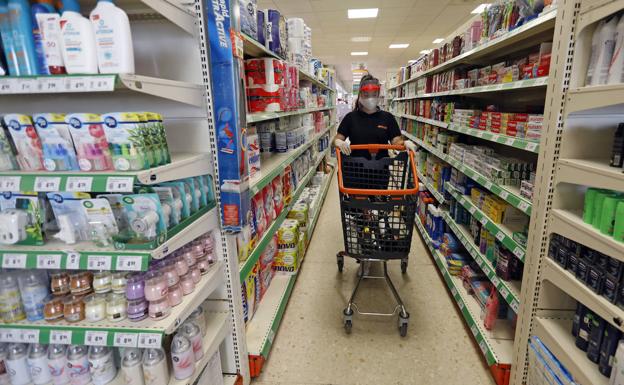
<box><xmin>247</xmin><ymin>107</ymin><xmax>334</xmax><ymax>124</ymax></box>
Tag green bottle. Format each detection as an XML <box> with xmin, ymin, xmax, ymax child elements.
<box><xmin>593</xmin><ymin>191</ymin><xmax>617</xmax><ymax>229</ymax></box>
<box><xmin>599</xmin><ymin>196</ymin><xmax>623</xmax><ymax>235</ymax></box>
<box><xmin>584</xmin><ymin>188</ymin><xmax>600</xmax><ymax>223</ymax></box>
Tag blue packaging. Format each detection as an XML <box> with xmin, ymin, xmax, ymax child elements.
<box><xmin>239</xmin><ymin>0</ymin><xmax>256</xmax><ymax>39</ymax></box>
<box><xmin>8</xmin><ymin>0</ymin><xmax>38</xmax><ymax>75</ymax></box>
<box><xmin>30</xmin><ymin>0</ymin><xmax>56</xmax><ymax>75</ymax></box>
<box><xmin>0</xmin><ymin>0</ymin><xmax>18</xmax><ymax>75</ymax></box>
<box><xmin>264</xmin><ymin>9</ymin><xmax>286</xmax><ymax>58</ymax></box>
<box><xmin>206</xmin><ymin>0</ymin><xmax>250</xmax><ymax>231</ymax></box>
<box><xmin>256</xmin><ymin>9</ymin><xmax>265</xmax><ymax>46</ymax></box>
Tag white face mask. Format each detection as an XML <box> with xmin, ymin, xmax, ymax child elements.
<box><xmin>359</xmin><ymin>97</ymin><xmax>378</xmax><ymax>112</ymax></box>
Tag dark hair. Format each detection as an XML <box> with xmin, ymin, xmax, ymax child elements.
<box><xmin>354</xmin><ymin>73</ymin><xmax>380</xmax><ymax>111</ymax></box>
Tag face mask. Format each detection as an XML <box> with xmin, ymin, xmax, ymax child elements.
<box><xmin>359</xmin><ymin>97</ymin><xmax>378</xmax><ymax>112</ymax></box>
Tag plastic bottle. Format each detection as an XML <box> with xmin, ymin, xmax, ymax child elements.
<box><xmin>608</xmin><ymin>16</ymin><xmax>624</xmax><ymax>85</ymax></box>
<box><xmin>613</xmin><ymin>201</ymin><xmax>624</xmax><ymax>243</ymax></box>
<box><xmin>591</xmin><ymin>15</ymin><xmax>619</xmax><ymax>86</ymax></box>
<box><xmin>31</xmin><ymin>0</ymin><xmax>56</xmax><ymax>74</ymax></box>
<box><xmin>8</xmin><ymin>0</ymin><xmax>39</xmax><ymax>75</ymax></box>
<box><xmin>586</xmin><ymin>20</ymin><xmax>606</xmax><ymax>85</ymax></box>
<box><xmin>32</xmin><ymin>0</ymin><xmax>65</xmax><ymax>74</ymax></box>
<box><xmin>612</xmin><ymin>123</ymin><xmax>624</xmax><ymax>167</ymax></box>
<box><xmin>90</xmin><ymin>0</ymin><xmax>134</xmax><ymax>74</ymax></box>
<box><xmin>60</xmin><ymin>0</ymin><xmax>97</xmax><ymax>74</ymax></box>
<box><xmin>0</xmin><ymin>0</ymin><xmax>18</xmax><ymax>75</ymax></box>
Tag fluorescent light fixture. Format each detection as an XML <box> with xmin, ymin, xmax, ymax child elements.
<box><xmin>351</xmin><ymin>36</ymin><xmax>372</xmax><ymax>42</ymax></box>
<box><xmin>389</xmin><ymin>43</ymin><xmax>409</xmax><ymax>49</ymax></box>
<box><xmin>351</xmin><ymin>51</ymin><xmax>368</xmax><ymax>56</ymax></box>
<box><xmin>432</xmin><ymin>38</ymin><xmax>444</xmax><ymax>44</ymax></box>
<box><xmin>408</xmin><ymin>60</ymin><xmax>416</xmax><ymax>63</ymax></box>
<box><xmin>420</xmin><ymin>49</ymin><xmax>431</xmax><ymax>54</ymax></box>
<box><xmin>471</xmin><ymin>3</ymin><xmax>490</xmax><ymax>14</ymax></box>
<box><xmin>348</xmin><ymin>8</ymin><xmax>378</xmax><ymax>19</ymax></box>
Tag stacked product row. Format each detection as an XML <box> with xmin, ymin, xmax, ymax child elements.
<box><xmin>583</xmin><ymin>188</ymin><xmax>624</xmax><ymax>244</ymax></box>
<box><xmin>585</xmin><ymin>14</ymin><xmax>624</xmax><ymax>86</ymax></box>
<box><xmin>0</xmin><ymin>0</ymin><xmax>134</xmax><ymax>76</ymax></box>
<box><xmin>0</xmin><ymin>175</ymin><xmax>214</xmax><ymax>247</ymax></box>
<box><xmin>251</xmin><ymin>112</ymin><xmax>330</xmax><ymax>154</ymax></box>
<box><xmin>0</xmin><ymin>113</ymin><xmax>171</xmax><ymax>173</ymax></box>
<box><xmin>528</xmin><ymin>336</ymin><xmax>576</xmax><ymax>385</ymax></box>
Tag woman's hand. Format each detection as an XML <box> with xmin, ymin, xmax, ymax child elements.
<box><xmin>334</xmin><ymin>138</ymin><xmax>351</xmax><ymax>155</ymax></box>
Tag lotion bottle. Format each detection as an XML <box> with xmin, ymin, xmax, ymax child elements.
<box><xmin>90</xmin><ymin>0</ymin><xmax>134</xmax><ymax>74</ymax></box>
<box><xmin>60</xmin><ymin>0</ymin><xmax>97</xmax><ymax>74</ymax></box>
<box><xmin>31</xmin><ymin>0</ymin><xmax>56</xmax><ymax>75</ymax></box>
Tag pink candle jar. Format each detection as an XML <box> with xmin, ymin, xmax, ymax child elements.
<box><xmin>183</xmin><ymin>251</ymin><xmax>195</xmax><ymax>268</ymax></box>
<box><xmin>190</xmin><ymin>243</ymin><xmax>204</xmax><ymax>260</ymax></box>
<box><xmin>144</xmin><ymin>272</ymin><xmax>168</xmax><ymax>302</ymax></box>
<box><xmin>179</xmin><ymin>273</ymin><xmax>194</xmax><ymax>295</ymax></box>
<box><xmin>127</xmin><ymin>298</ymin><xmax>148</xmax><ymax>322</ymax></box>
<box><xmin>196</xmin><ymin>257</ymin><xmax>211</xmax><ymax>275</ymax></box>
<box><xmin>161</xmin><ymin>263</ymin><xmax>179</xmax><ymax>287</ymax></box>
<box><xmin>167</xmin><ymin>283</ymin><xmax>183</xmax><ymax>307</ymax></box>
<box><xmin>189</xmin><ymin>265</ymin><xmax>201</xmax><ymax>284</ymax></box>
<box><xmin>125</xmin><ymin>273</ymin><xmax>145</xmax><ymax>301</ymax></box>
<box><xmin>173</xmin><ymin>255</ymin><xmax>189</xmax><ymax>276</ymax></box>
<box><xmin>202</xmin><ymin>234</ymin><xmax>214</xmax><ymax>254</ymax></box>
<box><xmin>148</xmin><ymin>297</ymin><xmax>170</xmax><ymax>320</ymax></box>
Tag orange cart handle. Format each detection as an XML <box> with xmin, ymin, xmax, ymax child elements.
<box><xmin>349</xmin><ymin>144</ymin><xmax>406</xmax><ymax>152</ymax></box>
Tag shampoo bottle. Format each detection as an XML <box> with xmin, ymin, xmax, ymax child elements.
<box><xmin>608</xmin><ymin>16</ymin><xmax>624</xmax><ymax>85</ymax></box>
<box><xmin>31</xmin><ymin>0</ymin><xmax>56</xmax><ymax>75</ymax></box>
<box><xmin>8</xmin><ymin>0</ymin><xmax>39</xmax><ymax>75</ymax></box>
<box><xmin>32</xmin><ymin>0</ymin><xmax>65</xmax><ymax>74</ymax></box>
<box><xmin>612</xmin><ymin>123</ymin><xmax>624</xmax><ymax>167</ymax></box>
<box><xmin>90</xmin><ymin>0</ymin><xmax>134</xmax><ymax>74</ymax></box>
<box><xmin>587</xmin><ymin>20</ymin><xmax>606</xmax><ymax>85</ymax></box>
<box><xmin>60</xmin><ymin>0</ymin><xmax>98</xmax><ymax>74</ymax></box>
<box><xmin>591</xmin><ymin>15</ymin><xmax>619</xmax><ymax>86</ymax></box>
<box><xmin>0</xmin><ymin>0</ymin><xmax>18</xmax><ymax>75</ymax></box>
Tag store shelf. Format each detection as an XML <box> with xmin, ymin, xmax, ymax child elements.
<box><xmin>447</xmin><ymin>184</ymin><xmax>526</xmax><ymax>262</ymax></box>
<box><xmin>247</xmin><ymin>106</ymin><xmax>333</xmax><ymax>124</ymax></box>
<box><xmin>169</xmin><ymin>311</ymin><xmax>231</xmax><ymax>385</ymax></box>
<box><xmin>542</xmin><ymin>258</ymin><xmax>624</xmax><ymax>332</ymax></box>
<box><xmin>414</xmin><ymin>217</ymin><xmax>514</xmax><ymax>366</ymax></box>
<box><xmin>0</xmin><ymin>261</ymin><xmax>224</xmax><ymax>346</ymax></box>
<box><xmin>442</xmin><ymin>211</ymin><xmax>521</xmax><ymax>312</ymax></box>
<box><xmin>222</xmin><ymin>375</ymin><xmax>237</xmax><ymax>385</ymax></box>
<box><xmin>307</xmin><ymin>167</ymin><xmax>335</xmax><ymax>241</ymax></box>
<box><xmin>388</xmin><ymin>10</ymin><xmax>557</xmax><ymax>90</ymax></box>
<box><xmin>447</xmin><ymin>123</ymin><xmax>540</xmax><ymax>154</ymax></box>
<box><xmin>249</xmin><ymin>125</ymin><xmax>331</xmax><ymax>195</ymax></box>
<box><xmin>138</xmin><ymin>0</ymin><xmax>196</xmax><ymax>35</ymax></box>
<box><xmin>533</xmin><ymin>317</ymin><xmax>607</xmax><ymax>385</ymax></box>
<box><xmin>0</xmin><ymin>153</ymin><xmax>211</xmax><ymax>192</ymax></box>
<box><xmin>396</xmin><ymin>78</ymin><xmax>549</xmax><ymax>100</ymax></box>
<box><xmin>416</xmin><ymin>167</ymin><xmax>445</xmax><ymax>203</ymax></box>
<box><xmin>556</xmin><ymin>158</ymin><xmax>624</xmax><ymax>192</ymax></box>
<box><xmin>395</xmin><ymin>113</ymin><xmax>449</xmax><ymax>129</ymax></box>
<box><xmin>402</xmin><ymin>130</ymin><xmax>449</xmax><ymax>163</ymax></box>
<box><xmin>549</xmin><ymin>209</ymin><xmax>624</xmax><ymax>263</ymax></box>
<box><xmin>240</xmin><ymin>148</ymin><xmax>329</xmax><ymax>280</ymax></box>
<box><xmin>565</xmin><ymin>84</ymin><xmax>624</xmax><ymax>114</ymax></box>
<box><xmin>0</xmin><ymin>74</ymin><xmax>204</xmax><ymax>106</ymax></box>
<box><xmin>0</xmin><ymin>205</ymin><xmax>218</xmax><ymax>268</ymax></box>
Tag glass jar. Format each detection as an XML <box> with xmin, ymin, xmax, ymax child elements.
<box><xmin>182</xmin><ymin>251</ymin><xmax>195</xmax><ymax>268</ymax></box>
<box><xmin>92</xmin><ymin>272</ymin><xmax>111</xmax><ymax>294</ymax></box>
<box><xmin>179</xmin><ymin>273</ymin><xmax>194</xmax><ymax>295</ymax></box>
<box><xmin>143</xmin><ymin>272</ymin><xmax>167</xmax><ymax>302</ymax></box>
<box><xmin>84</xmin><ymin>294</ymin><xmax>106</xmax><ymax>322</ymax></box>
<box><xmin>69</xmin><ymin>272</ymin><xmax>92</xmax><ymax>295</ymax></box>
<box><xmin>43</xmin><ymin>295</ymin><xmax>65</xmax><ymax>322</ymax></box>
<box><xmin>125</xmin><ymin>273</ymin><xmax>145</xmax><ymax>301</ymax></box>
<box><xmin>106</xmin><ymin>293</ymin><xmax>127</xmax><ymax>322</ymax></box>
<box><xmin>0</xmin><ymin>274</ymin><xmax>26</xmax><ymax>323</ymax></box>
<box><xmin>173</xmin><ymin>255</ymin><xmax>188</xmax><ymax>277</ymax></box>
<box><xmin>126</xmin><ymin>298</ymin><xmax>148</xmax><ymax>322</ymax></box>
<box><xmin>189</xmin><ymin>265</ymin><xmax>201</xmax><ymax>284</ymax></box>
<box><xmin>196</xmin><ymin>257</ymin><xmax>211</xmax><ymax>275</ymax></box>
<box><xmin>167</xmin><ymin>283</ymin><xmax>182</xmax><ymax>307</ymax></box>
<box><xmin>49</xmin><ymin>272</ymin><xmax>70</xmax><ymax>296</ymax></box>
<box><xmin>111</xmin><ymin>272</ymin><xmax>127</xmax><ymax>294</ymax></box>
<box><xmin>148</xmin><ymin>297</ymin><xmax>170</xmax><ymax>320</ymax></box>
<box><xmin>160</xmin><ymin>263</ymin><xmax>179</xmax><ymax>287</ymax></box>
<box><xmin>63</xmin><ymin>296</ymin><xmax>85</xmax><ymax>322</ymax></box>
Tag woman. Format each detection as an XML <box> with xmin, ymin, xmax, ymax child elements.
<box><xmin>334</xmin><ymin>74</ymin><xmax>416</xmax><ymax>158</ymax></box>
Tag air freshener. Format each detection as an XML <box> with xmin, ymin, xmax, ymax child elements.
<box><xmin>34</xmin><ymin>113</ymin><xmax>79</xmax><ymax>171</ymax></box>
<box><xmin>0</xmin><ymin>192</ymin><xmax>45</xmax><ymax>245</ymax></box>
<box><xmin>102</xmin><ymin>112</ymin><xmax>148</xmax><ymax>171</ymax></box>
<box><xmin>3</xmin><ymin>114</ymin><xmax>44</xmax><ymax>170</ymax></box>
<box><xmin>66</xmin><ymin>113</ymin><xmax>113</xmax><ymax>171</ymax></box>
<box><xmin>122</xmin><ymin>194</ymin><xmax>167</xmax><ymax>242</ymax></box>
<box><xmin>46</xmin><ymin>192</ymin><xmax>90</xmax><ymax>244</ymax></box>
<box><xmin>81</xmin><ymin>198</ymin><xmax>119</xmax><ymax>247</ymax></box>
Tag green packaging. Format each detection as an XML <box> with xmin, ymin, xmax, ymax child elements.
<box><xmin>613</xmin><ymin>201</ymin><xmax>624</xmax><ymax>243</ymax></box>
<box><xmin>592</xmin><ymin>191</ymin><xmax>617</xmax><ymax>229</ymax></box>
<box><xmin>583</xmin><ymin>188</ymin><xmax>600</xmax><ymax>224</ymax></box>
<box><xmin>600</xmin><ymin>196</ymin><xmax>624</xmax><ymax>235</ymax></box>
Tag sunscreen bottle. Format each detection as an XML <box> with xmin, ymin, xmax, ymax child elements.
<box><xmin>8</xmin><ymin>0</ymin><xmax>39</xmax><ymax>75</ymax></box>
<box><xmin>60</xmin><ymin>0</ymin><xmax>97</xmax><ymax>74</ymax></box>
<box><xmin>90</xmin><ymin>0</ymin><xmax>134</xmax><ymax>74</ymax></box>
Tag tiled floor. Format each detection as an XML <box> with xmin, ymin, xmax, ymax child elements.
<box><xmin>253</xmin><ymin>176</ymin><xmax>496</xmax><ymax>385</ymax></box>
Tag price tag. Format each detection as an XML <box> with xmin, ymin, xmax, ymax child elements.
<box><xmin>16</xmin><ymin>78</ymin><xmax>35</xmax><ymax>93</ymax></box>
<box><xmin>138</xmin><ymin>333</ymin><xmax>162</xmax><ymax>348</ymax></box>
<box><xmin>113</xmin><ymin>333</ymin><xmax>138</xmax><ymax>348</ymax></box>
<box><xmin>39</xmin><ymin>77</ymin><xmax>64</xmax><ymax>93</ymax></box>
<box><xmin>87</xmin><ymin>255</ymin><xmax>112</xmax><ymax>270</ymax></box>
<box><xmin>469</xmin><ymin>206</ymin><xmax>476</xmax><ymax>215</ymax></box>
<box><xmin>479</xmin><ymin>216</ymin><xmax>488</xmax><ymax>226</ymax></box>
<box><xmin>50</xmin><ymin>330</ymin><xmax>72</xmax><ymax>345</ymax></box>
<box><xmin>91</xmin><ymin>76</ymin><xmax>115</xmax><ymax>91</ymax></box>
<box><xmin>484</xmin><ymin>181</ymin><xmax>493</xmax><ymax>190</ymax></box>
<box><xmin>496</xmin><ymin>232</ymin><xmax>506</xmax><ymax>242</ymax></box>
<box><xmin>0</xmin><ymin>176</ymin><xmax>21</xmax><ymax>191</ymax></box>
<box><xmin>476</xmin><ymin>258</ymin><xmax>484</xmax><ymax>267</ymax></box>
<box><xmin>470</xmin><ymin>324</ymin><xmax>478</xmax><ymax>336</ymax></box>
<box><xmin>37</xmin><ymin>254</ymin><xmax>62</xmax><ymax>269</ymax></box>
<box><xmin>66</xmin><ymin>177</ymin><xmax>93</xmax><ymax>192</ymax></box>
<box><xmin>65</xmin><ymin>251</ymin><xmax>81</xmax><ymax>269</ymax></box>
<box><xmin>499</xmin><ymin>287</ymin><xmax>509</xmax><ymax>299</ymax></box>
<box><xmin>69</xmin><ymin>77</ymin><xmax>89</xmax><ymax>91</ymax></box>
<box><xmin>491</xmin><ymin>134</ymin><xmax>500</xmax><ymax>141</ymax></box>
<box><xmin>495</xmin><ymin>84</ymin><xmax>504</xmax><ymax>90</ymax></box>
<box><xmin>106</xmin><ymin>177</ymin><xmax>134</xmax><ymax>192</ymax></box>
<box><xmin>34</xmin><ymin>176</ymin><xmax>61</xmax><ymax>192</ymax></box>
<box><xmin>458</xmin><ymin>300</ymin><xmax>465</xmax><ymax>310</ymax></box>
<box><xmin>518</xmin><ymin>201</ymin><xmax>530</xmax><ymax>213</ymax></box>
<box><xmin>1</xmin><ymin>329</ymin><xmax>21</xmax><ymax>342</ymax></box>
<box><xmin>85</xmin><ymin>331</ymin><xmax>108</xmax><ymax>346</ymax></box>
<box><xmin>20</xmin><ymin>329</ymin><xmax>40</xmax><ymax>343</ymax></box>
<box><xmin>526</xmin><ymin>142</ymin><xmax>538</xmax><ymax>152</ymax></box>
<box><xmin>116</xmin><ymin>256</ymin><xmax>143</xmax><ymax>271</ymax></box>
<box><xmin>505</xmin><ymin>138</ymin><xmax>515</xmax><ymax>146</ymax></box>
<box><xmin>2</xmin><ymin>254</ymin><xmax>27</xmax><ymax>269</ymax></box>
<box><xmin>511</xmin><ymin>300</ymin><xmax>520</xmax><ymax>313</ymax></box>
<box><xmin>491</xmin><ymin>276</ymin><xmax>500</xmax><ymax>287</ymax></box>
<box><xmin>479</xmin><ymin>340</ymin><xmax>488</xmax><ymax>355</ymax></box>
<box><xmin>451</xmin><ymin>287</ymin><xmax>457</xmax><ymax>296</ymax></box>
<box><xmin>0</xmin><ymin>78</ymin><xmax>16</xmax><ymax>93</ymax></box>
<box><xmin>499</xmin><ymin>191</ymin><xmax>509</xmax><ymax>200</ymax></box>
<box><xmin>513</xmin><ymin>247</ymin><xmax>524</xmax><ymax>258</ymax></box>
<box><xmin>476</xmin><ymin>131</ymin><xmax>484</xmax><ymax>138</ymax></box>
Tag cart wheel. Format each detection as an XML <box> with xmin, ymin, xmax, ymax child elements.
<box><xmin>398</xmin><ymin>311</ymin><xmax>409</xmax><ymax>337</ymax></box>
<box><xmin>401</xmin><ymin>260</ymin><xmax>408</xmax><ymax>274</ymax></box>
<box><xmin>344</xmin><ymin>320</ymin><xmax>352</xmax><ymax>334</ymax></box>
<box><xmin>337</xmin><ymin>254</ymin><xmax>344</xmax><ymax>273</ymax></box>
<box><xmin>343</xmin><ymin>308</ymin><xmax>354</xmax><ymax>334</ymax></box>
<box><xmin>399</xmin><ymin>323</ymin><xmax>408</xmax><ymax>337</ymax></box>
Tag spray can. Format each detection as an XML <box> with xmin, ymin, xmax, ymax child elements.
<box><xmin>179</xmin><ymin>322</ymin><xmax>203</xmax><ymax>361</ymax></box>
<box><xmin>187</xmin><ymin>307</ymin><xmax>207</xmax><ymax>336</ymax></box>
<box><xmin>48</xmin><ymin>345</ymin><xmax>70</xmax><ymax>385</ymax></box>
<box><xmin>66</xmin><ymin>345</ymin><xmax>90</xmax><ymax>385</ymax></box>
<box><xmin>88</xmin><ymin>346</ymin><xmax>116</xmax><ymax>385</ymax></box>
<box><xmin>27</xmin><ymin>344</ymin><xmax>52</xmax><ymax>385</ymax></box>
<box><xmin>0</xmin><ymin>343</ymin><xmax>10</xmax><ymax>385</ymax></box>
<box><xmin>121</xmin><ymin>348</ymin><xmax>144</xmax><ymax>385</ymax></box>
<box><xmin>5</xmin><ymin>344</ymin><xmax>31</xmax><ymax>385</ymax></box>
<box><xmin>170</xmin><ymin>335</ymin><xmax>194</xmax><ymax>380</ymax></box>
<box><xmin>141</xmin><ymin>348</ymin><xmax>167</xmax><ymax>385</ymax></box>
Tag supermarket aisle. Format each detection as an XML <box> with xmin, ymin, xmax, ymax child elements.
<box><xmin>255</xmin><ymin>174</ymin><xmax>496</xmax><ymax>385</ymax></box>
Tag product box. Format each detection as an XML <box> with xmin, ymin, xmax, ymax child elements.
<box><xmin>256</xmin><ymin>9</ymin><xmax>265</xmax><ymax>46</ymax></box>
<box><xmin>0</xmin><ymin>192</ymin><xmax>45</xmax><ymax>245</ymax></box>
<box><xmin>33</xmin><ymin>113</ymin><xmax>79</xmax><ymax>171</ymax></box>
<box><xmin>264</xmin><ymin>9</ymin><xmax>287</xmax><ymax>58</ymax></box>
<box><xmin>274</xmin><ymin>219</ymin><xmax>299</xmax><ymax>273</ymax></box>
<box><xmin>239</xmin><ymin>0</ymin><xmax>257</xmax><ymax>39</ymax></box>
<box><xmin>4</xmin><ymin>114</ymin><xmax>45</xmax><ymax>171</ymax></box>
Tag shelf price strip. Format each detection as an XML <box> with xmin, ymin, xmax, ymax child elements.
<box><xmin>0</xmin><ymin>75</ymin><xmax>116</xmax><ymax>95</ymax></box>
<box><xmin>0</xmin><ymin>174</ymin><xmax>136</xmax><ymax>193</ymax></box>
<box><xmin>447</xmin><ymin>123</ymin><xmax>539</xmax><ymax>153</ymax></box>
<box><xmin>0</xmin><ymin>252</ymin><xmax>150</xmax><ymax>271</ymax></box>
<box><xmin>0</xmin><ymin>326</ymin><xmax>163</xmax><ymax>347</ymax></box>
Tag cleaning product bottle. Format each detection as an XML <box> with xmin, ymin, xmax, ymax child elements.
<box><xmin>612</xmin><ymin>123</ymin><xmax>624</xmax><ymax>167</ymax></box>
<box><xmin>8</xmin><ymin>0</ymin><xmax>39</xmax><ymax>75</ymax></box>
<box><xmin>583</xmin><ymin>188</ymin><xmax>600</xmax><ymax>223</ymax></box>
<box><xmin>591</xmin><ymin>15</ymin><xmax>619</xmax><ymax>86</ymax></box>
<box><xmin>483</xmin><ymin>288</ymin><xmax>499</xmax><ymax>331</ymax></box>
<box><xmin>586</xmin><ymin>20</ymin><xmax>606</xmax><ymax>85</ymax></box>
<box><xmin>89</xmin><ymin>0</ymin><xmax>134</xmax><ymax>74</ymax></box>
<box><xmin>32</xmin><ymin>0</ymin><xmax>65</xmax><ymax>74</ymax></box>
<box><xmin>0</xmin><ymin>0</ymin><xmax>18</xmax><ymax>75</ymax></box>
<box><xmin>600</xmin><ymin>195</ymin><xmax>624</xmax><ymax>236</ymax></box>
<box><xmin>31</xmin><ymin>0</ymin><xmax>56</xmax><ymax>75</ymax></box>
<box><xmin>60</xmin><ymin>0</ymin><xmax>97</xmax><ymax>74</ymax></box>
<box><xmin>608</xmin><ymin>16</ymin><xmax>624</xmax><ymax>85</ymax></box>
<box><xmin>613</xmin><ymin>201</ymin><xmax>624</xmax><ymax>243</ymax></box>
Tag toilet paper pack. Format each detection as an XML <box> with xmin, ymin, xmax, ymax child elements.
<box><xmin>239</xmin><ymin>0</ymin><xmax>257</xmax><ymax>39</ymax></box>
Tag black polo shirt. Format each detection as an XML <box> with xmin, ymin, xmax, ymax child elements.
<box><xmin>337</xmin><ymin>109</ymin><xmax>402</xmax><ymax>158</ymax></box>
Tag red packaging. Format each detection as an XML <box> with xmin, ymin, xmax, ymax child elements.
<box><xmin>262</xmin><ymin>184</ymin><xmax>276</xmax><ymax>222</ymax></box>
<box><xmin>536</xmin><ymin>64</ymin><xmax>550</xmax><ymax>77</ymax></box>
<box><xmin>245</xmin><ymin>58</ymin><xmax>285</xmax><ymax>87</ymax></box>
<box><xmin>507</xmin><ymin>121</ymin><xmax>519</xmax><ymax>137</ymax></box>
<box><xmin>283</xmin><ymin>165</ymin><xmax>293</xmax><ymax>204</ymax></box>
<box><xmin>247</xmin><ymin>86</ymin><xmax>285</xmax><ymax>113</ymax></box>
<box><xmin>251</xmin><ymin>193</ymin><xmax>267</xmax><ymax>239</ymax></box>
<box><xmin>260</xmin><ymin>234</ymin><xmax>278</xmax><ymax>269</ymax></box>
<box><xmin>272</xmin><ymin>175</ymin><xmax>284</xmax><ymax>216</ymax></box>
<box><xmin>512</xmin><ymin>113</ymin><xmax>529</xmax><ymax>122</ymax></box>
<box><xmin>488</xmin><ymin>73</ymin><xmax>498</xmax><ymax>84</ymax></box>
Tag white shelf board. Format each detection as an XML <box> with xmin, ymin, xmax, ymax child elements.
<box><xmin>534</xmin><ymin>317</ymin><xmax>608</xmax><ymax>385</ymax></box>
<box><xmin>222</xmin><ymin>375</ymin><xmax>237</xmax><ymax>385</ymax></box>
<box><xmin>556</xmin><ymin>158</ymin><xmax>624</xmax><ymax>192</ymax></box>
<box><xmin>137</xmin><ymin>0</ymin><xmax>196</xmax><ymax>34</ymax></box>
<box><xmin>565</xmin><ymin>84</ymin><xmax>624</xmax><ymax>114</ymax></box>
<box><xmin>549</xmin><ymin>209</ymin><xmax>624</xmax><ymax>263</ymax></box>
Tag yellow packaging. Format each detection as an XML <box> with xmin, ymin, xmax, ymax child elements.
<box><xmin>287</xmin><ymin>203</ymin><xmax>309</xmax><ymax>230</ymax></box>
<box><xmin>277</xmin><ymin>219</ymin><xmax>299</xmax><ymax>248</ymax></box>
<box><xmin>274</xmin><ymin>248</ymin><xmax>299</xmax><ymax>274</ymax></box>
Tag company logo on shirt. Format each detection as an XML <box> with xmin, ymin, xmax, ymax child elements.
<box><xmin>377</xmin><ymin>125</ymin><xmax>388</xmax><ymax>130</ymax></box>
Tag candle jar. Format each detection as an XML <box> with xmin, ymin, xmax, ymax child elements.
<box><xmin>92</xmin><ymin>272</ymin><xmax>111</xmax><ymax>294</ymax></box>
<box><xmin>204</xmin><ymin>251</ymin><xmax>216</xmax><ymax>265</ymax></box>
<box><xmin>63</xmin><ymin>296</ymin><xmax>85</xmax><ymax>322</ymax></box>
<box><xmin>84</xmin><ymin>294</ymin><xmax>106</xmax><ymax>322</ymax></box>
<box><xmin>70</xmin><ymin>272</ymin><xmax>92</xmax><ymax>295</ymax></box>
<box><xmin>189</xmin><ymin>265</ymin><xmax>201</xmax><ymax>284</ymax></box>
<box><xmin>143</xmin><ymin>272</ymin><xmax>168</xmax><ymax>302</ymax></box>
<box><xmin>179</xmin><ymin>273</ymin><xmax>194</xmax><ymax>295</ymax></box>
<box><xmin>196</xmin><ymin>257</ymin><xmax>211</xmax><ymax>275</ymax></box>
<box><xmin>173</xmin><ymin>255</ymin><xmax>188</xmax><ymax>277</ymax></box>
<box><xmin>148</xmin><ymin>297</ymin><xmax>170</xmax><ymax>320</ymax></box>
<box><xmin>127</xmin><ymin>298</ymin><xmax>148</xmax><ymax>322</ymax></box>
<box><xmin>111</xmin><ymin>272</ymin><xmax>127</xmax><ymax>294</ymax></box>
<box><xmin>190</xmin><ymin>243</ymin><xmax>204</xmax><ymax>260</ymax></box>
<box><xmin>160</xmin><ymin>263</ymin><xmax>179</xmax><ymax>287</ymax></box>
<box><xmin>50</xmin><ymin>272</ymin><xmax>70</xmax><ymax>296</ymax></box>
<box><xmin>201</xmin><ymin>233</ymin><xmax>214</xmax><ymax>254</ymax></box>
<box><xmin>125</xmin><ymin>273</ymin><xmax>145</xmax><ymax>301</ymax></box>
<box><xmin>43</xmin><ymin>295</ymin><xmax>65</xmax><ymax>322</ymax></box>
<box><xmin>167</xmin><ymin>283</ymin><xmax>183</xmax><ymax>307</ymax></box>
<box><xmin>106</xmin><ymin>293</ymin><xmax>127</xmax><ymax>322</ymax></box>
<box><xmin>182</xmin><ymin>251</ymin><xmax>195</xmax><ymax>268</ymax></box>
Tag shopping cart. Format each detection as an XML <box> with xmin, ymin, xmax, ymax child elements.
<box><xmin>335</xmin><ymin>144</ymin><xmax>418</xmax><ymax>337</ymax></box>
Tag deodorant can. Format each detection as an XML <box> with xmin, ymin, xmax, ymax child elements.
<box><xmin>88</xmin><ymin>346</ymin><xmax>117</xmax><ymax>385</ymax></box>
<box><xmin>188</xmin><ymin>307</ymin><xmax>207</xmax><ymax>336</ymax></box>
<box><xmin>66</xmin><ymin>345</ymin><xmax>91</xmax><ymax>385</ymax></box>
<box><xmin>48</xmin><ymin>345</ymin><xmax>70</xmax><ymax>385</ymax></box>
<box><xmin>27</xmin><ymin>344</ymin><xmax>52</xmax><ymax>385</ymax></box>
<box><xmin>121</xmin><ymin>348</ymin><xmax>144</xmax><ymax>385</ymax></box>
<box><xmin>170</xmin><ymin>335</ymin><xmax>194</xmax><ymax>380</ymax></box>
<box><xmin>179</xmin><ymin>321</ymin><xmax>203</xmax><ymax>361</ymax></box>
<box><xmin>142</xmin><ymin>348</ymin><xmax>168</xmax><ymax>385</ymax></box>
<box><xmin>6</xmin><ymin>344</ymin><xmax>31</xmax><ymax>385</ymax></box>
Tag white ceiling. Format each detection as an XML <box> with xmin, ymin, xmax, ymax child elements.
<box><xmin>256</xmin><ymin>0</ymin><xmax>484</xmax><ymax>90</ymax></box>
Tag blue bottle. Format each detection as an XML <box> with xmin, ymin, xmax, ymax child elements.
<box><xmin>31</xmin><ymin>0</ymin><xmax>56</xmax><ymax>75</ymax></box>
<box><xmin>8</xmin><ymin>0</ymin><xmax>39</xmax><ymax>75</ymax></box>
<box><xmin>0</xmin><ymin>0</ymin><xmax>19</xmax><ymax>75</ymax></box>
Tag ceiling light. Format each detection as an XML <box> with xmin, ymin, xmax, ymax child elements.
<box><xmin>351</xmin><ymin>36</ymin><xmax>372</xmax><ymax>42</ymax></box>
<box><xmin>471</xmin><ymin>3</ymin><xmax>490</xmax><ymax>14</ymax></box>
<box><xmin>348</xmin><ymin>8</ymin><xmax>378</xmax><ymax>19</ymax></box>
<box><xmin>432</xmin><ymin>38</ymin><xmax>444</xmax><ymax>44</ymax></box>
<box><xmin>420</xmin><ymin>49</ymin><xmax>431</xmax><ymax>54</ymax></box>
<box><xmin>351</xmin><ymin>51</ymin><xmax>368</xmax><ymax>56</ymax></box>
<box><xmin>408</xmin><ymin>60</ymin><xmax>416</xmax><ymax>63</ymax></box>
<box><xmin>389</xmin><ymin>43</ymin><xmax>409</xmax><ymax>49</ymax></box>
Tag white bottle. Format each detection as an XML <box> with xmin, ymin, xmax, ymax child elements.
<box><xmin>60</xmin><ymin>0</ymin><xmax>98</xmax><ymax>74</ymax></box>
<box><xmin>591</xmin><ymin>15</ymin><xmax>619</xmax><ymax>86</ymax></box>
<box><xmin>90</xmin><ymin>0</ymin><xmax>134</xmax><ymax>74</ymax></box>
<box><xmin>607</xmin><ymin>16</ymin><xmax>624</xmax><ymax>85</ymax></box>
<box><xmin>587</xmin><ymin>20</ymin><xmax>606</xmax><ymax>85</ymax></box>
